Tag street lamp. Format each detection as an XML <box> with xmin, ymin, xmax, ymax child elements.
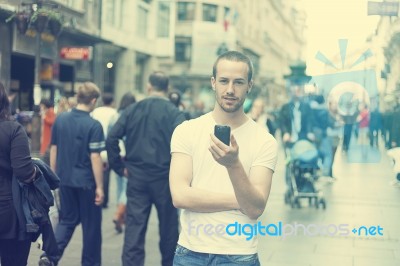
<box><xmin>7</xmin><ymin>1</ymin><xmax>62</xmax><ymax>154</ymax></box>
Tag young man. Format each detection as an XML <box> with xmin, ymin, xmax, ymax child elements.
<box><xmin>91</xmin><ymin>93</ymin><xmax>118</xmax><ymax>208</ymax></box>
<box><xmin>42</xmin><ymin>82</ymin><xmax>105</xmax><ymax>266</ymax></box>
<box><xmin>169</xmin><ymin>51</ymin><xmax>278</xmax><ymax>265</ymax></box>
<box><xmin>106</xmin><ymin>71</ymin><xmax>186</xmax><ymax>266</ymax></box>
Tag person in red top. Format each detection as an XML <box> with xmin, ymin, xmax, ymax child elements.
<box><xmin>40</xmin><ymin>99</ymin><xmax>56</xmax><ymax>155</ymax></box>
<box><xmin>358</xmin><ymin>104</ymin><xmax>370</xmax><ymax>146</ymax></box>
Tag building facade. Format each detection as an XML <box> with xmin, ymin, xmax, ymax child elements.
<box><xmin>0</xmin><ymin>0</ymin><xmax>111</xmax><ymax>111</ymax></box>
<box><xmin>1</xmin><ymin>0</ymin><xmax>306</xmax><ymax>112</ymax></box>
<box><xmin>373</xmin><ymin>13</ymin><xmax>400</xmax><ymax>111</ymax></box>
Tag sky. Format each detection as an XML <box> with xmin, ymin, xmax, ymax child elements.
<box><xmin>303</xmin><ymin>0</ymin><xmax>381</xmax><ymax>75</ymax></box>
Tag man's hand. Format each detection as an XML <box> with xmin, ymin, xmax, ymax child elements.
<box><xmin>95</xmin><ymin>187</ymin><xmax>104</xmax><ymax>206</ymax></box>
<box><xmin>283</xmin><ymin>133</ymin><xmax>291</xmax><ymax>143</ymax></box>
<box><xmin>209</xmin><ymin>134</ymin><xmax>239</xmax><ymax>168</ymax></box>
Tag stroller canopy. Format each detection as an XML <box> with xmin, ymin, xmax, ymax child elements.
<box><xmin>289</xmin><ymin>140</ymin><xmax>319</xmax><ymax>163</ymax></box>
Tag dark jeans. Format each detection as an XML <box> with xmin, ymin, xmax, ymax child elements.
<box><xmin>122</xmin><ymin>177</ymin><xmax>178</xmax><ymax>266</ymax></box>
<box><xmin>369</xmin><ymin>129</ymin><xmax>379</xmax><ymax>147</ymax></box>
<box><xmin>102</xmin><ymin>166</ymin><xmax>111</xmax><ymax>207</ymax></box>
<box><xmin>54</xmin><ymin>186</ymin><xmax>102</xmax><ymax>266</ymax></box>
<box><xmin>0</xmin><ymin>238</ymin><xmax>31</xmax><ymax>266</ymax></box>
<box><xmin>343</xmin><ymin>124</ymin><xmax>353</xmax><ymax>151</ymax></box>
<box><xmin>173</xmin><ymin>245</ymin><xmax>260</xmax><ymax>266</ymax></box>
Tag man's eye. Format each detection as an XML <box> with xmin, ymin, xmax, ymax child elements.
<box><xmin>219</xmin><ymin>80</ymin><xmax>228</xmax><ymax>84</ymax></box>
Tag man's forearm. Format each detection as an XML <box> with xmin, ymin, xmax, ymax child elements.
<box><xmin>172</xmin><ymin>187</ymin><xmax>239</xmax><ymax>213</ymax></box>
<box><xmin>91</xmin><ymin>154</ymin><xmax>104</xmax><ymax>189</ymax></box>
<box><xmin>50</xmin><ymin>145</ymin><xmax>57</xmax><ymax>172</ymax></box>
<box><xmin>226</xmin><ymin>160</ymin><xmax>267</xmax><ymax>220</ymax></box>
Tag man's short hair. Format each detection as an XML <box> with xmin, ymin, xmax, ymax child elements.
<box><xmin>102</xmin><ymin>93</ymin><xmax>114</xmax><ymax>106</ymax></box>
<box><xmin>77</xmin><ymin>82</ymin><xmax>101</xmax><ymax>105</ymax></box>
<box><xmin>149</xmin><ymin>71</ymin><xmax>169</xmax><ymax>92</ymax></box>
<box><xmin>212</xmin><ymin>51</ymin><xmax>254</xmax><ymax>82</ymax></box>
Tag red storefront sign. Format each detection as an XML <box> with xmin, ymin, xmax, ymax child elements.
<box><xmin>60</xmin><ymin>47</ymin><xmax>92</xmax><ymax>60</ymax></box>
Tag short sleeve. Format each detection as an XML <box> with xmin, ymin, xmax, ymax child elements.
<box><xmin>171</xmin><ymin>121</ymin><xmax>192</xmax><ymax>155</ymax></box>
<box><xmin>252</xmin><ymin>135</ymin><xmax>278</xmax><ymax>172</ymax></box>
<box><xmin>89</xmin><ymin>121</ymin><xmax>105</xmax><ymax>153</ymax></box>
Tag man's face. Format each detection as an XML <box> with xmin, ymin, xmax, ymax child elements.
<box><xmin>211</xmin><ymin>59</ymin><xmax>252</xmax><ymax>113</ymax></box>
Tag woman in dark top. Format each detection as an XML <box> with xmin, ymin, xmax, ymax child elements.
<box><xmin>0</xmin><ymin>81</ymin><xmax>36</xmax><ymax>266</ymax></box>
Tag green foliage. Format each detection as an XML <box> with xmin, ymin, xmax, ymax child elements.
<box><xmin>30</xmin><ymin>8</ymin><xmax>62</xmax><ymax>24</ymax></box>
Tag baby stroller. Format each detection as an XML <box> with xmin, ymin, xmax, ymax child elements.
<box><xmin>284</xmin><ymin>140</ymin><xmax>327</xmax><ymax>209</ymax></box>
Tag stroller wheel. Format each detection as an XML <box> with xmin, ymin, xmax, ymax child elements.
<box><xmin>284</xmin><ymin>191</ymin><xmax>290</xmax><ymax>204</ymax></box>
<box><xmin>319</xmin><ymin>199</ymin><xmax>327</xmax><ymax>210</ymax></box>
<box><xmin>292</xmin><ymin>198</ymin><xmax>301</xmax><ymax>208</ymax></box>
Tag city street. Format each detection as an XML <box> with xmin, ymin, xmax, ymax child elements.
<box><xmin>27</xmin><ymin>138</ymin><xmax>400</xmax><ymax>266</ymax></box>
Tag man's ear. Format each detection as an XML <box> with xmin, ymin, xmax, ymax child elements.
<box><xmin>247</xmin><ymin>80</ymin><xmax>254</xmax><ymax>94</ymax></box>
<box><xmin>211</xmin><ymin>77</ymin><xmax>216</xmax><ymax>90</ymax></box>
<box><xmin>146</xmin><ymin>83</ymin><xmax>153</xmax><ymax>94</ymax></box>
<box><xmin>91</xmin><ymin>98</ymin><xmax>97</xmax><ymax>105</ymax></box>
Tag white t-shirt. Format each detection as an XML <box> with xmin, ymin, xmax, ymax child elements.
<box><xmin>171</xmin><ymin>112</ymin><xmax>278</xmax><ymax>255</ymax></box>
<box><xmin>92</xmin><ymin>106</ymin><xmax>118</xmax><ymax>162</ymax></box>
<box><xmin>91</xmin><ymin>106</ymin><xmax>118</xmax><ymax>138</ymax></box>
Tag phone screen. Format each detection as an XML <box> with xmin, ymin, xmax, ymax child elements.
<box><xmin>214</xmin><ymin>125</ymin><xmax>231</xmax><ymax>146</ymax></box>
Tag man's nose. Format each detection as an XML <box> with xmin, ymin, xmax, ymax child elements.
<box><xmin>226</xmin><ymin>82</ymin><xmax>234</xmax><ymax>94</ymax></box>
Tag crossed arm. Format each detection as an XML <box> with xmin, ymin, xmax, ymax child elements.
<box><xmin>169</xmin><ymin>135</ymin><xmax>274</xmax><ymax>220</ymax></box>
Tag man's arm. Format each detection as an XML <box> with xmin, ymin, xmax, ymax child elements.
<box><xmin>209</xmin><ymin>134</ymin><xmax>274</xmax><ymax>220</ymax></box>
<box><xmin>106</xmin><ymin>112</ymin><xmax>127</xmax><ymax>176</ymax></box>
<box><xmin>90</xmin><ymin>152</ymin><xmax>104</xmax><ymax>206</ymax></box>
<box><xmin>169</xmin><ymin>152</ymin><xmax>240</xmax><ymax>212</ymax></box>
<box><xmin>50</xmin><ymin>145</ymin><xmax>57</xmax><ymax>172</ymax></box>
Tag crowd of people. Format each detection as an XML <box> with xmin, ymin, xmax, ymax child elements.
<box><xmin>1</xmin><ymin>49</ymin><xmax>400</xmax><ymax>266</ymax></box>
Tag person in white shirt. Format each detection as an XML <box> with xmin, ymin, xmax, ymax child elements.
<box><xmin>169</xmin><ymin>51</ymin><xmax>278</xmax><ymax>265</ymax></box>
<box><xmin>92</xmin><ymin>93</ymin><xmax>118</xmax><ymax>208</ymax></box>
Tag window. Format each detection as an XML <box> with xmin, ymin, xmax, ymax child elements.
<box><xmin>137</xmin><ymin>6</ymin><xmax>148</xmax><ymax>37</ymax></box>
<box><xmin>177</xmin><ymin>2</ymin><xmax>196</xmax><ymax>21</ymax></box>
<box><xmin>157</xmin><ymin>2</ymin><xmax>170</xmax><ymax>37</ymax></box>
<box><xmin>175</xmin><ymin>39</ymin><xmax>191</xmax><ymax>62</ymax></box>
<box><xmin>202</xmin><ymin>4</ymin><xmax>217</xmax><ymax>22</ymax></box>
<box><xmin>104</xmin><ymin>0</ymin><xmax>123</xmax><ymax>28</ymax></box>
<box><xmin>105</xmin><ymin>0</ymin><xmax>116</xmax><ymax>25</ymax></box>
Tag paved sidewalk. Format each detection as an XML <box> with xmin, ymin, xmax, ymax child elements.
<box><xmin>258</xmin><ymin>141</ymin><xmax>400</xmax><ymax>266</ymax></box>
<box><xmin>27</xmin><ymin>140</ymin><xmax>400</xmax><ymax>265</ymax></box>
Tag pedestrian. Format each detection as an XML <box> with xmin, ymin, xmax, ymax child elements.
<box><xmin>357</xmin><ymin>104</ymin><xmax>370</xmax><ymax>146</ymax></box>
<box><xmin>310</xmin><ymin>95</ymin><xmax>334</xmax><ymax>178</ymax></box>
<box><xmin>55</xmin><ymin>97</ymin><xmax>69</xmax><ymax>115</ymax></box>
<box><xmin>279</xmin><ymin>85</ymin><xmax>314</xmax><ymax>148</ymax></box>
<box><xmin>39</xmin><ymin>99</ymin><xmax>56</xmax><ymax>157</ymax></box>
<box><xmin>169</xmin><ymin>91</ymin><xmax>191</xmax><ymax>119</ymax></box>
<box><xmin>108</xmin><ymin>92</ymin><xmax>136</xmax><ymax>233</ymax></box>
<box><xmin>41</xmin><ymin>82</ymin><xmax>105</xmax><ymax>266</ymax></box>
<box><xmin>387</xmin><ymin>147</ymin><xmax>400</xmax><ymax>187</ymax></box>
<box><xmin>169</xmin><ymin>51</ymin><xmax>278</xmax><ymax>265</ymax></box>
<box><xmin>92</xmin><ymin>93</ymin><xmax>118</xmax><ymax>208</ymax></box>
<box><xmin>369</xmin><ymin>106</ymin><xmax>382</xmax><ymax>148</ymax></box>
<box><xmin>0</xmin><ymin>81</ymin><xmax>37</xmax><ymax>266</ymax></box>
<box><xmin>106</xmin><ymin>71</ymin><xmax>186</xmax><ymax>266</ymax></box>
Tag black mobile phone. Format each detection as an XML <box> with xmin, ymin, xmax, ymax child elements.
<box><xmin>214</xmin><ymin>125</ymin><xmax>231</xmax><ymax>146</ymax></box>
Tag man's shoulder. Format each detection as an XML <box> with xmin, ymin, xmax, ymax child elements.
<box><xmin>180</xmin><ymin>112</ymin><xmax>210</xmax><ymax>125</ymax></box>
<box><xmin>248</xmin><ymin>119</ymin><xmax>277</xmax><ymax>143</ymax></box>
<box><xmin>173</xmin><ymin>113</ymin><xmax>211</xmax><ymax>135</ymax></box>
